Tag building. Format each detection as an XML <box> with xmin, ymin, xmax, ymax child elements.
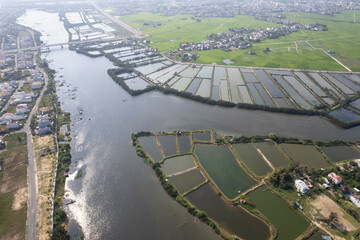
<box><xmin>7</xmin><ymin>121</ymin><xmax>20</xmax><ymax>129</ymax></box>
<box><xmin>354</xmin><ymin>159</ymin><xmax>360</xmax><ymax>167</ymax></box>
<box><xmin>328</xmin><ymin>172</ymin><xmax>342</xmax><ymax>185</ymax></box>
<box><xmin>295</xmin><ymin>179</ymin><xmax>309</xmax><ymax>193</ymax></box>
<box><xmin>349</xmin><ymin>195</ymin><xmax>360</xmax><ymax>208</ymax></box>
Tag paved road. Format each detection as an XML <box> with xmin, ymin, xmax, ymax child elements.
<box><xmin>22</xmin><ymin>65</ymin><xmax>49</xmax><ymax>240</ymax></box>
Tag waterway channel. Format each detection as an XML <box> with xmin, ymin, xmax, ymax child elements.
<box><xmin>18</xmin><ymin>9</ymin><xmax>360</xmax><ymax>240</ymax></box>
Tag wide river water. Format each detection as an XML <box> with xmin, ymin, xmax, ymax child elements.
<box><xmin>18</xmin><ymin>10</ymin><xmax>360</xmax><ymax>240</ymax></box>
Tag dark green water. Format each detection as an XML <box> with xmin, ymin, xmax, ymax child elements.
<box><xmin>255</xmin><ymin>142</ymin><xmax>289</xmax><ymax>168</ymax></box>
<box><xmin>248</xmin><ymin>186</ymin><xmax>309</xmax><ymax>240</ymax></box>
<box><xmin>186</xmin><ymin>183</ymin><xmax>271</xmax><ymax>240</ymax></box>
<box><xmin>138</xmin><ymin>136</ymin><xmax>163</xmax><ymax>162</ymax></box>
<box><xmin>195</xmin><ymin>144</ymin><xmax>256</xmax><ymax>198</ymax></box>
<box><xmin>162</xmin><ymin>155</ymin><xmax>196</xmax><ymax>175</ymax></box>
<box><xmin>280</xmin><ymin>144</ymin><xmax>330</xmax><ymax>169</ymax></box>
<box><xmin>320</xmin><ymin>146</ymin><xmax>360</xmax><ymax>163</ymax></box>
<box><xmin>170</xmin><ymin>169</ymin><xmax>205</xmax><ymax>193</ymax></box>
<box><xmin>232</xmin><ymin>143</ymin><xmax>272</xmax><ymax>176</ymax></box>
<box><xmin>158</xmin><ymin>135</ymin><xmax>177</xmax><ymax>156</ymax></box>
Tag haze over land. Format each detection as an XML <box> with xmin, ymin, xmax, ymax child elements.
<box><xmin>0</xmin><ymin>0</ymin><xmax>360</xmax><ymax>240</ymax></box>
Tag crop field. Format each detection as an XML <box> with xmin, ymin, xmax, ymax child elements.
<box><xmin>194</xmin><ymin>144</ymin><xmax>256</xmax><ymax>199</ymax></box>
<box><xmin>0</xmin><ymin>133</ymin><xmax>28</xmax><ymax>240</ymax></box>
<box><xmin>121</xmin><ymin>10</ymin><xmax>360</xmax><ymax>71</ymax></box>
<box><xmin>120</xmin><ymin>13</ymin><xmax>277</xmax><ymax>52</ymax></box>
<box><xmin>280</xmin><ymin>144</ymin><xmax>331</xmax><ymax>169</ymax></box>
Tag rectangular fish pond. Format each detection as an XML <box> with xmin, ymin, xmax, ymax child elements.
<box><xmin>186</xmin><ymin>183</ymin><xmax>271</xmax><ymax>240</ymax></box>
<box><xmin>158</xmin><ymin>135</ymin><xmax>177</xmax><ymax>157</ymax></box>
<box><xmin>232</xmin><ymin>143</ymin><xmax>272</xmax><ymax>177</ymax></box>
<box><xmin>280</xmin><ymin>144</ymin><xmax>331</xmax><ymax>169</ymax></box>
<box><xmin>161</xmin><ymin>154</ymin><xmax>196</xmax><ymax>176</ymax></box>
<box><xmin>195</xmin><ymin>144</ymin><xmax>257</xmax><ymax>199</ymax></box>
<box><xmin>254</xmin><ymin>142</ymin><xmax>289</xmax><ymax>168</ymax></box>
<box><xmin>320</xmin><ymin>146</ymin><xmax>360</xmax><ymax>163</ymax></box>
<box><xmin>248</xmin><ymin>186</ymin><xmax>309</xmax><ymax>240</ymax></box>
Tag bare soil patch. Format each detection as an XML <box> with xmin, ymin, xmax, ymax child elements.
<box><xmin>12</xmin><ymin>187</ymin><xmax>28</xmax><ymax>211</ymax></box>
<box><xmin>311</xmin><ymin>195</ymin><xmax>358</xmax><ymax>232</ymax></box>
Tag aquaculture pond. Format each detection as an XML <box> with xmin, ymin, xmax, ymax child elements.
<box><xmin>138</xmin><ymin>136</ymin><xmax>163</xmax><ymax>162</ymax></box>
<box><xmin>196</xmin><ymin>79</ymin><xmax>211</xmax><ymax>98</ymax></box>
<box><xmin>211</xmin><ymin>86</ymin><xmax>220</xmax><ymax>101</ymax></box>
<box><xmin>253</xmin><ymin>69</ymin><xmax>284</xmax><ymax>98</ymax></box>
<box><xmin>293</xmin><ymin>72</ymin><xmax>326</xmax><ymax>97</ymax></box>
<box><xmin>280</xmin><ymin>144</ymin><xmax>330</xmax><ymax>169</ymax></box>
<box><xmin>186</xmin><ymin>78</ymin><xmax>202</xmax><ymax>94</ymax></box>
<box><xmin>186</xmin><ymin>183</ymin><xmax>271</xmax><ymax>240</ymax></box>
<box><xmin>192</xmin><ymin>132</ymin><xmax>211</xmax><ymax>142</ymax></box>
<box><xmin>248</xmin><ymin>186</ymin><xmax>309</xmax><ymax>240</ymax></box>
<box><xmin>238</xmin><ymin>85</ymin><xmax>252</xmax><ymax>104</ymax></box>
<box><xmin>308</xmin><ymin>73</ymin><xmax>343</xmax><ymax>99</ymax></box>
<box><xmin>320</xmin><ymin>146</ymin><xmax>360</xmax><ymax>163</ymax></box>
<box><xmin>124</xmin><ymin>77</ymin><xmax>149</xmax><ymax>90</ymax></box>
<box><xmin>158</xmin><ymin>135</ymin><xmax>177</xmax><ymax>157</ymax></box>
<box><xmin>178</xmin><ymin>135</ymin><xmax>191</xmax><ymax>153</ymax></box>
<box><xmin>169</xmin><ymin>169</ymin><xmax>205</xmax><ymax>194</ymax></box>
<box><xmin>254</xmin><ymin>142</ymin><xmax>289</xmax><ymax>168</ymax></box>
<box><xmin>329</xmin><ymin>107</ymin><xmax>360</xmax><ymax>123</ymax></box>
<box><xmin>350</xmin><ymin>98</ymin><xmax>360</xmax><ymax>109</ymax></box>
<box><xmin>162</xmin><ymin>155</ymin><xmax>196</xmax><ymax>176</ymax></box>
<box><xmin>232</xmin><ymin>143</ymin><xmax>272</xmax><ymax>177</ymax></box>
<box><xmin>195</xmin><ymin>144</ymin><xmax>256</xmax><ymax>198</ymax></box>
<box><xmin>172</xmin><ymin>77</ymin><xmax>192</xmax><ymax>91</ymax></box>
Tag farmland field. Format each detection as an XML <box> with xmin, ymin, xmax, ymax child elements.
<box><xmin>120</xmin><ymin>11</ymin><xmax>360</xmax><ymax>70</ymax></box>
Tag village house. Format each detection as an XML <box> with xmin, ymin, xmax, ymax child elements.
<box><xmin>295</xmin><ymin>179</ymin><xmax>309</xmax><ymax>193</ymax></box>
<box><xmin>7</xmin><ymin>121</ymin><xmax>21</xmax><ymax>129</ymax></box>
<box><xmin>349</xmin><ymin>195</ymin><xmax>360</xmax><ymax>208</ymax></box>
<box><xmin>328</xmin><ymin>172</ymin><xmax>342</xmax><ymax>185</ymax></box>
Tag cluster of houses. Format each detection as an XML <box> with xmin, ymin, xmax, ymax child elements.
<box><xmin>17</xmin><ymin>52</ymin><xmax>34</xmax><ymax>69</ymax></box>
<box><xmin>0</xmin><ymin>54</ymin><xmax>14</xmax><ymax>69</ymax></box>
<box><xmin>27</xmin><ymin>69</ymin><xmax>44</xmax><ymax>90</ymax></box>
<box><xmin>0</xmin><ymin>82</ymin><xmax>15</xmax><ymax>102</ymax></box>
<box><xmin>179</xmin><ymin>22</ymin><xmax>327</xmax><ymax>52</ymax></box>
<box><xmin>19</xmin><ymin>34</ymin><xmax>33</xmax><ymax>48</ymax></box>
<box><xmin>36</xmin><ymin>112</ymin><xmax>52</xmax><ymax>136</ymax></box>
<box><xmin>3</xmin><ymin>35</ymin><xmax>17</xmax><ymax>50</ymax></box>
<box><xmin>295</xmin><ymin>166</ymin><xmax>360</xmax><ymax>209</ymax></box>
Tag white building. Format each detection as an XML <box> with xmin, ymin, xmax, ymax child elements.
<box><xmin>349</xmin><ymin>195</ymin><xmax>360</xmax><ymax>208</ymax></box>
<box><xmin>295</xmin><ymin>179</ymin><xmax>309</xmax><ymax>194</ymax></box>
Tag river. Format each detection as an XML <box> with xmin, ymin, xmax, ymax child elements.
<box><xmin>17</xmin><ymin>9</ymin><xmax>360</xmax><ymax>240</ymax></box>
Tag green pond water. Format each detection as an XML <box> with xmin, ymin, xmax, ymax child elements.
<box><xmin>193</xmin><ymin>132</ymin><xmax>212</xmax><ymax>141</ymax></box>
<box><xmin>158</xmin><ymin>135</ymin><xmax>177</xmax><ymax>156</ymax></box>
<box><xmin>195</xmin><ymin>144</ymin><xmax>256</xmax><ymax>199</ymax></box>
<box><xmin>255</xmin><ymin>142</ymin><xmax>289</xmax><ymax>168</ymax></box>
<box><xmin>138</xmin><ymin>136</ymin><xmax>163</xmax><ymax>162</ymax></box>
<box><xmin>186</xmin><ymin>183</ymin><xmax>271</xmax><ymax>240</ymax></box>
<box><xmin>280</xmin><ymin>144</ymin><xmax>330</xmax><ymax>169</ymax></box>
<box><xmin>320</xmin><ymin>146</ymin><xmax>360</xmax><ymax>163</ymax></box>
<box><xmin>232</xmin><ymin>143</ymin><xmax>272</xmax><ymax>177</ymax></box>
<box><xmin>178</xmin><ymin>135</ymin><xmax>191</xmax><ymax>153</ymax></box>
<box><xmin>169</xmin><ymin>169</ymin><xmax>205</xmax><ymax>193</ymax></box>
<box><xmin>162</xmin><ymin>155</ymin><xmax>196</xmax><ymax>175</ymax></box>
<box><xmin>248</xmin><ymin>186</ymin><xmax>309</xmax><ymax>240</ymax></box>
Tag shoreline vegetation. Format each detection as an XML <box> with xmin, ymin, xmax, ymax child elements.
<box><xmin>38</xmin><ymin>59</ymin><xmax>72</xmax><ymax>240</ymax></box>
<box><xmin>106</xmin><ymin>63</ymin><xmax>360</xmax><ymax>129</ymax></box>
<box><xmin>131</xmin><ymin>130</ymin><xmax>360</xmax><ymax>240</ymax></box>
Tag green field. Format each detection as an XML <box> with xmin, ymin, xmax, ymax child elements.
<box><xmin>119</xmin><ymin>13</ymin><xmax>277</xmax><ymax>51</ymax></box>
<box><xmin>120</xmin><ymin>11</ymin><xmax>360</xmax><ymax>71</ymax></box>
<box><xmin>0</xmin><ymin>133</ymin><xmax>27</xmax><ymax>240</ymax></box>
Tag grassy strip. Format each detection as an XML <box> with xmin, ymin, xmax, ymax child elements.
<box><xmin>0</xmin><ymin>133</ymin><xmax>27</xmax><ymax>240</ymax></box>
<box><xmin>131</xmin><ymin>131</ymin><xmax>231</xmax><ymax>240</ymax></box>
